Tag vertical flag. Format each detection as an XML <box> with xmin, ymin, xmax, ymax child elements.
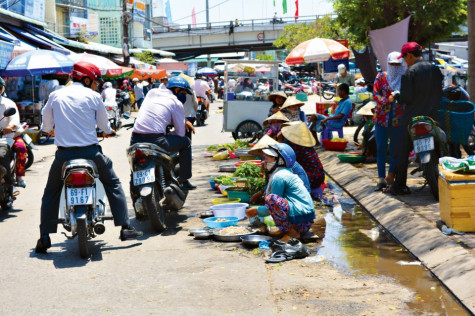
<box><xmin>273</xmin><ymin>0</ymin><xmax>275</xmax><ymax>7</ymax></box>
<box><xmin>295</xmin><ymin>0</ymin><xmax>298</xmax><ymax>19</ymax></box>
<box><xmin>192</xmin><ymin>8</ymin><xmax>197</xmax><ymax>27</ymax></box>
<box><xmin>165</xmin><ymin>0</ymin><xmax>172</xmax><ymax>23</ymax></box>
<box><xmin>282</xmin><ymin>0</ymin><xmax>287</xmax><ymax>14</ymax></box>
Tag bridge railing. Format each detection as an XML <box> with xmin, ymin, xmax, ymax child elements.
<box><xmin>151</xmin><ymin>14</ymin><xmax>336</xmax><ymax>34</ymax></box>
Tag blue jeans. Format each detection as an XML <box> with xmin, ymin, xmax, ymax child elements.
<box><xmin>375</xmin><ymin>123</ymin><xmax>402</xmax><ymax>179</ymax></box>
<box><xmin>130</xmin><ymin>134</ymin><xmax>192</xmax><ymax>181</ymax></box>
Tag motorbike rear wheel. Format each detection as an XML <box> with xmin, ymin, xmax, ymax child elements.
<box><xmin>25</xmin><ymin>146</ymin><xmax>34</xmax><ymax>170</ymax></box>
<box><xmin>322</xmin><ymin>89</ymin><xmax>335</xmax><ymax>100</ymax></box>
<box><xmin>77</xmin><ymin>217</ymin><xmax>89</xmax><ymax>258</ymax></box>
<box><xmin>421</xmin><ymin>154</ymin><xmax>439</xmax><ymax>201</ymax></box>
<box><xmin>143</xmin><ymin>184</ymin><xmax>166</xmax><ymax>233</ymax></box>
<box><xmin>232</xmin><ymin>120</ymin><xmax>262</xmax><ymax>143</ymax></box>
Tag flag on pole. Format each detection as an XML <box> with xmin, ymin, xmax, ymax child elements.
<box><xmin>295</xmin><ymin>0</ymin><xmax>298</xmax><ymax>19</ymax></box>
<box><xmin>273</xmin><ymin>0</ymin><xmax>275</xmax><ymax>7</ymax></box>
<box><xmin>192</xmin><ymin>8</ymin><xmax>197</xmax><ymax>27</ymax></box>
<box><xmin>282</xmin><ymin>0</ymin><xmax>287</xmax><ymax>13</ymax></box>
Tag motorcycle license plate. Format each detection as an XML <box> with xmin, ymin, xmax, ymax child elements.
<box><xmin>66</xmin><ymin>187</ymin><xmax>94</xmax><ymax>206</ymax></box>
<box><xmin>413</xmin><ymin>136</ymin><xmax>435</xmax><ymax>153</ymax></box>
<box><xmin>133</xmin><ymin>168</ymin><xmax>155</xmax><ymax>186</ymax></box>
<box><xmin>23</xmin><ymin>134</ymin><xmax>33</xmax><ymax>145</ymax></box>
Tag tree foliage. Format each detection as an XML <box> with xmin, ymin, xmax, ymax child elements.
<box><xmin>332</xmin><ymin>0</ymin><xmax>467</xmax><ymax>46</ymax></box>
<box><xmin>133</xmin><ymin>51</ymin><xmax>156</xmax><ymax>64</ymax></box>
<box><xmin>255</xmin><ymin>53</ymin><xmax>274</xmax><ymax>61</ymax></box>
<box><xmin>273</xmin><ymin>15</ymin><xmax>340</xmax><ymax>51</ymax></box>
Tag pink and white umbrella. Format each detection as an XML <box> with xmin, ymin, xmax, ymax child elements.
<box><xmin>70</xmin><ymin>53</ymin><xmax>122</xmax><ymax>76</ymax></box>
<box><xmin>285</xmin><ymin>38</ymin><xmax>350</xmax><ymax>65</ymax></box>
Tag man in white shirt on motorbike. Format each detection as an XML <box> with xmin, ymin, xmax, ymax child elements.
<box><xmin>191</xmin><ymin>74</ymin><xmax>210</xmax><ymax>112</ymax></box>
<box><xmin>36</xmin><ymin>62</ymin><xmax>142</xmax><ymax>254</ymax></box>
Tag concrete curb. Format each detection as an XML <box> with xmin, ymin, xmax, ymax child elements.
<box><xmin>318</xmin><ymin>150</ymin><xmax>475</xmax><ymax>314</ymax></box>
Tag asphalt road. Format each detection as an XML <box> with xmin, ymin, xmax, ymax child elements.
<box><xmin>0</xmin><ymin>100</ymin><xmax>419</xmax><ymax>316</ymax></box>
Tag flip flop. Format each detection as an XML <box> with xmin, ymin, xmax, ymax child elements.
<box><xmin>265</xmin><ymin>251</ymin><xmax>294</xmax><ymax>263</ymax></box>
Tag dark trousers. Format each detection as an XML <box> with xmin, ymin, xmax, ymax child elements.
<box><xmin>0</xmin><ymin>144</ymin><xmax>12</xmax><ymax>185</ymax></box>
<box><xmin>39</xmin><ymin>146</ymin><xmax>129</xmax><ymax>235</ymax></box>
<box><xmin>185</xmin><ymin>117</ymin><xmax>195</xmax><ymax>140</ymax></box>
<box><xmin>136</xmin><ymin>98</ymin><xmax>144</xmax><ymax>109</ymax></box>
<box><xmin>393</xmin><ymin>122</ymin><xmax>412</xmax><ymax>191</ymax></box>
<box><xmin>130</xmin><ymin>134</ymin><xmax>192</xmax><ymax>180</ymax></box>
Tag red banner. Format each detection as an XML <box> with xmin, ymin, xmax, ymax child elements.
<box><xmin>295</xmin><ymin>0</ymin><xmax>299</xmax><ymax>19</ymax></box>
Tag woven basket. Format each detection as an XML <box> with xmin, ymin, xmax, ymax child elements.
<box><xmin>437</xmin><ymin>98</ymin><xmax>475</xmax><ymax>145</ymax></box>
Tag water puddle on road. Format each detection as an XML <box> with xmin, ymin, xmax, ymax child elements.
<box><xmin>310</xmin><ymin>181</ymin><xmax>467</xmax><ymax>315</ymax></box>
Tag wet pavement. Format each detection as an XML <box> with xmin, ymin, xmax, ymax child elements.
<box><xmin>311</xmin><ymin>182</ymin><xmax>467</xmax><ymax>315</ymax></box>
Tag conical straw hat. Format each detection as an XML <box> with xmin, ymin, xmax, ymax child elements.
<box><xmin>248</xmin><ymin>135</ymin><xmax>279</xmax><ymax>155</ymax></box>
<box><xmin>281</xmin><ymin>121</ymin><xmax>316</xmax><ymax>147</ymax></box>
<box><xmin>268</xmin><ymin>91</ymin><xmax>288</xmax><ymax>102</ymax></box>
<box><xmin>263</xmin><ymin>111</ymin><xmax>290</xmax><ymax>126</ymax></box>
<box><xmin>280</xmin><ymin>95</ymin><xmax>305</xmax><ymax>110</ymax></box>
<box><xmin>356</xmin><ymin>101</ymin><xmax>376</xmax><ymax>116</ymax></box>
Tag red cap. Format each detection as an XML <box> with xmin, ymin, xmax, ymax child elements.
<box><xmin>72</xmin><ymin>61</ymin><xmax>103</xmax><ymax>84</ymax></box>
<box><xmin>398</xmin><ymin>42</ymin><xmax>423</xmax><ymax>59</ymax></box>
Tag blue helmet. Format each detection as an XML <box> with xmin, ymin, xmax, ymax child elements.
<box><xmin>166</xmin><ymin>76</ymin><xmax>192</xmax><ymax>94</ymax></box>
<box><xmin>269</xmin><ymin>143</ymin><xmax>296</xmax><ymax>168</ymax></box>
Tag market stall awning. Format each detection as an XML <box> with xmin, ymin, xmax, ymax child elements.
<box><xmin>130</xmin><ymin>48</ymin><xmax>175</xmax><ymax>57</ymax></box>
<box><xmin>0</xmin><ymin>26</ymin><xmax>18</xmax><ymax>43</ymax></box>
<box><xmin>63</xmin><ymin>40</ymin><xmax>123</xmax><ymax>55</ymax></box>
<box><xmin>2</xmin><ymin>24</ymin><xmax>70</xmax><ymax>55</ymax></box>
<box><xmin>24</xmin><ymin>24</ymin><xmax>69</xmax><ymax>45</ymax></box>
<box><xmin>1</xmin><ymin>49</ymin><xmax>74</xmax><ymax>77</ymax></box>
<box><xmin>129</xmin><ymin>68</ymin><xmax>167</xmax><ymax>81</ymax></box>
<box><xmin>0</xmin><ymin>8</ymin><xmax>47</xmax><ymax>28</ymax></box>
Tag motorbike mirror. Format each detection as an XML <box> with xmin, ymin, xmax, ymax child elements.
<box><xmin>3</xmin><ymin>108</ymin><xmax>17</xmax><ymax>117</ymax></box>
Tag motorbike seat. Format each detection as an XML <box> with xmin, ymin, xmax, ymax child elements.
<box><xmin>61</xmin><ymin>159</ymin><xmax>98</xmax><ymax>178</ymax></box>
<box><xmin>128</xmin><ymin>142</ymin><xmax>171</xmax><ymax>156</ymax></box>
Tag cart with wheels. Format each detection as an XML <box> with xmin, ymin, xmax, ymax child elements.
<box><xmin>223</xmin><ymin>60</ymin><xmax>279</xmax><ymax>143</ymax></box>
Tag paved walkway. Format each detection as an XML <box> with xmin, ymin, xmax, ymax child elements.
<box><xmin>318</xmin><ymin>127</ymin><xmax>475</xmax><ymax>314</ymax></box>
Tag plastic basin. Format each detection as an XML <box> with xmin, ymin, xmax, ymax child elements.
<box><xmin>203</xmin><ymin>216</ymin><xmax>239</xmax><ymax>229</ymax></box>
<box><xmin>210</xmin><ymin>202</ymin><xmax>249</xmax><ymax>220</ymax></box>
<box><xmin>209</xmin><ymin>179</ymin><xmax>218</xmax><ymax>190</ymax></box>
<box><xmin>322</xmin><ymin>139</ymin><xmax>348</xmax><ymax>151</ymax></box>
<box><xmin>337</xmin><ymin>154</ymin><xmax>366</xmax><ymax>163</ymax></box>
<box><xmin>226</xmin><ymin>188</ymin><xmax>251</xmax><ymax>203</ymax></box>
<box><xmin>212</xmin><ymin>198</ymin><xmax>241</xmax><ymax>205</ymax></box>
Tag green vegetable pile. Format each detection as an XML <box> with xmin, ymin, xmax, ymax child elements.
<box><xmin>212</xmin><ymin>175</ymin><xmax>235</xmax><ymax>186</ymax></box>
<box><xmin>206</xmin><ymin>140</ymin><xmax>250</xmax><ymax>152</ymax></box>
<box><xmin>233</xmin><ymin>163</ymin><xmax>262</xmax><ymax>178</ymax></box>
<box><xmin>245</xmin><ymin>177</ymin><xmax>266</xmax><ymax>196</ymax></box>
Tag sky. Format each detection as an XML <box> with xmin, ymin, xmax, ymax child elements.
<box><xmin>160</xmin><ymin>0</ymin><xmax>334</xmax><ymax>26</ymax></box>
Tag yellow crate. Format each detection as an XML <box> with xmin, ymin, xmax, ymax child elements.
<box><xmin>439</xmin><ymin>166</ymin><xmax>475</xmax><ymax>232</ymax></box>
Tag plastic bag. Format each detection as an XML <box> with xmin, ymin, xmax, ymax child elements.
<box><xmin>265</xmin><ymin>239</ymin><xmax>311</xmax><ymax>263</ymax></box>
<box><xmin>440</xmin><ymin>156</ymin><xmax>475</xmax><ymax>173</ymax></box>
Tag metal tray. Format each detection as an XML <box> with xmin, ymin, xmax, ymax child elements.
<box><xmin>212</xmin><ymin>226</ymin><xmax>257</xmax><ymax>242</ymax></box>
<box><xmin>218</xmin><ymin>164</ymin><xmax>237</xmax><ymax>173</ymax></box>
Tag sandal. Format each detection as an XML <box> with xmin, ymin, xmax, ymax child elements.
<box><xmin>16</xmin><ymin>179</ymin><xmax>26</xmax><ymax>188</ymax></box>
<box><xmin>374</xmin><ymin>182</ymin><xmax>387</xmax><ymax>192</ymax></box>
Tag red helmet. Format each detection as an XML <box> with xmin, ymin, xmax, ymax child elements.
<box><xmin>72</xmin><ymin>61</ymin><xmax>104</xmax><ymax>85</ymax></box>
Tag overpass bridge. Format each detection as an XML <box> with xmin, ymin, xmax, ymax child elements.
<box><xmin>152</xmin><ymin>15</ymin><xmax>333</xmax><ymax>59</ymax></box>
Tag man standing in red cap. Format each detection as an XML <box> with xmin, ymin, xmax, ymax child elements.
<box><xmin>388</xmin><ymin>42</ymin><xmax>443</xmax><ymax>195</ymax></box>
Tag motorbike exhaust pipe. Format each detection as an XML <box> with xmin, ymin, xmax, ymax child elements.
<box><xmin>94</xmin><ymin>223</ymin><xmax>106</xmax><ymax>235</ymax></box>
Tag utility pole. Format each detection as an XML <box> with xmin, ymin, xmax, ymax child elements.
<box><xmin>122</xmin><ymin>0</ymin><xmax>130</xmax><ymax>66</ymax></box>
<box><xmin>206</xmin><ymin>0</ymin><xmax>211</xmax><ymax>67</ymax></box>
<box><xmin>468</xmin><ymin>0</ymin><xmax>475</xmax><ymax>101</ymax></box>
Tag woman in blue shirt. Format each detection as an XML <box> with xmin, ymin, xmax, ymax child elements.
<box><xmin>246</xmin><ymin>143</ymin><xmax>315</xmax><ymax>241</ymax></box>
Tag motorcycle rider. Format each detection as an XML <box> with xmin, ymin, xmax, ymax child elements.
<box><xmin>0</xmin><ymin>77</ymin><xmax>20</xmax><ymax>196</ymax></box>
<box><xmin>192</xmin><ymin>74</ymin><xmax>211</xmax><ymax>112</ymax></box>
<box><xmin>35</xmin><ymin>62</ymin><xmax>143</xmax><ymax>254</ymax></box>
<box><xmin>130</xmin><ymin>76</ymin><xmax>197</xmax><ymax>190</ymax></box>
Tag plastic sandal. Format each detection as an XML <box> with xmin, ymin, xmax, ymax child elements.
<box><xmin>16</xmin><ymin>180</ymin><xmax>26</xmax><ymax>188</ymax></box>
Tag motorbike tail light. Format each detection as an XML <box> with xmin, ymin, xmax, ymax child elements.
<box><xmin>108</xmin><ymin>106</ymin><xmax>114</xmax><ymax>110</ymax></box>
<box><xmin>411</xmin><ymin>123</ymin><xmax>433</xmax><ymax>135</ymax></box>
<box><xmin>135</xmin><ymin>149</ymin><xmax>147</xmax><ymax>163</ymax></box>
<box><xmin>65</xmin><ymin>171</ymin><xmax>94</xmax><ymax>187</ymax></box>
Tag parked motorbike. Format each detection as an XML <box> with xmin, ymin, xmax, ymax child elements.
<box><xmin>318</xmin><ymin>82</ymin><xmax>336</xmax><ymax>100</ymax></box>
<box><xmin>0</xmin><ymin>107</ymin><xmax>19</xmax><ymax>210</ymax></box>
<box><xmin>195</xmin><ymin>96</ymin><xmax>208</xmax><ymax>126</ymax></box>
<box><xmin>124</xmin><ymin>123</ymin><xmax>187</xmax><ymax>233</ymax></box>
<box><xmin>105</xmin><ymin>104</ymin><xmax>122</xmax><ymax>131</ymax></box>
<box><xmin>409</xmin><ymin>116</ymin><xmax>448</xmax><ymax>201</ymax></box>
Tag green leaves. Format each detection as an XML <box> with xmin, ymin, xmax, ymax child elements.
<box><xmin>233</xmin><ymin>163</ymin><xmax>262</xmax><ymax>178</ymax></box>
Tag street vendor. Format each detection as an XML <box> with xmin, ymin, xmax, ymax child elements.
<box><xmin>280</xmin><ymin>96</ymin><xmax>307</xmax><ymax>123</ymax></box>
<box><xmin>248</xmin><ymin>137</ymin><xmax>311</xmax><ymax>205</ymax></box>
<box><xmin>245</xmin><ymin>143</ymin><xmax>315</xmax><ymax>242</ymax></box>
<box><xmin>268</xmin><ymin>91</ymin><xmax>287</xmax><ymax>116</ymax></box>
<box><xmin>263</xmin><ymin>111</ymin><xmax>289</xmax><ymax>140</ymax></box>
<box><xmin>281</xmin><ymin>121</ymin><xmax>325</xmax><ymax>200</ymax></box>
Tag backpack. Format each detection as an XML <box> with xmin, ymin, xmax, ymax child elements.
<box><xmin>128</xmin><ymin>91</ymin><xmax>135</xmax><ymax>104</ymax></box>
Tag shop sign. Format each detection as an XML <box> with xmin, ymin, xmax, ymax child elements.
<box><xmin>133</xmin><ymin>0</ymin><xmax>145</xmax><ymax>24</ymax></box>
<box><xmin>24</xmin><ymin>0</ymin><xmax>45</xmax><ymax>22</ymax></box>
<box><xmin>70</xmin><ymin>16</ymin><xmax>88</xmax><ymax>38</ymax></box>
<box><xmin>0</xmin><ymin>40</ymin><xmax>15</xmax><ymax>70</ymax></box>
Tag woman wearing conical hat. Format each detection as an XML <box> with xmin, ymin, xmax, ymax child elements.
<box><xmin>280</xmin><ymin>96</ymin><xmax>307</xmax><ymax>123</ymax></box>
<box><xmin>281</xmin><ymin>121</ymin><xmax>325</xmax><ymax>200</ymax></box>
<box><xmin>262</xmin><ymin>111</ymin><xmax>289</xmax><ymax>140</ymax></box>
<box><xmin>268</xmin><ymin>91</ymin><xmax>288</xmax><ymax>116</ymax></box>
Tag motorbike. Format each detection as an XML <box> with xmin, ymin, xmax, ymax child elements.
<box><xmin>195</xmin><ymin>96</ymin><xmax>208</xmax><ymax>126</ymax></box>
<box><xmin>318</xmin><ymin>82</ymin><xmax>336</xmax><ymax>100</ymax></box>
<box><xmin>0</xmin><ymin>107</ymin><xmax>19</xmax><ymax>210</ymax></box>
<box><xmin>409</xmin><ymin>116</ymin><xmax>448</xmax><ymax>201</ymax></box>
<box><xmin>124</xmin><ymin>123</ymin><xmax>187</xmax><ymax>233</ymax></box>
<box><xmin>105</xmin><ymin>104</ymin><xmax>122</xmax><ymax>131</ymax></box>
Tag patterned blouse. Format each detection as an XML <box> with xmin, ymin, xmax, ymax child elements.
<box><xmin>288</xmin><ymin>143</ymin><xmax>325</xmax><ymax>190</ymax></box>
<box><xmin>373</xmin><ymin>72</ymin><xmax>404</xmax><ymax>127</ymax></box>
